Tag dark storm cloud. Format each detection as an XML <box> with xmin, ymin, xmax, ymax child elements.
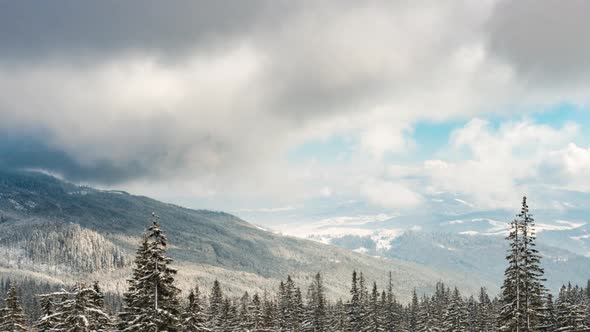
<box><xmin>0</xmin><ymin>0</ymin><xmax>286</xmax><ymax>60</ymax></box>
<box><xmin>0</xmin><ymin>131</ymin><xmax>149</xmax><ymax>184</ymax></box>
<box><xmin>487</xmin><ymin>0</ymin><xmax>590</xmax><ymax>82</ymax></box>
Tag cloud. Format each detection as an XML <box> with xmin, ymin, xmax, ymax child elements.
<box><xmin>540</xmin><ymin>143</ymin><xmax>590</xmax><ymax>191</ymax></box>
<box><xmin>0</xmin><ymin>0</ymin><xmax>590</xmax><ymax>211</ymax></box>
<box><xmin>487</xmin><ymin>0</ymin><xmax>590</xmax><ymax>83</ymax></box>
<box><xmin>361</xmin><ymin>178</ymin><xmax>423</xmax><ymax>209</ymax></box>
<box><xmin>423</xmin><ymin>118</ymin><xmax>580</xmax><ymax>208</ymax></box>
<box><xmin>0</xmin><ymin>0</ymin><xmax>278</xmax><ymax>60</ymax></box>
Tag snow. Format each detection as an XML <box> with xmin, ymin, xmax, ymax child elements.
<box><xmin>353</xmin><ymin>247</ymin><xmax>369</xmax><ymax>253</ymax></box>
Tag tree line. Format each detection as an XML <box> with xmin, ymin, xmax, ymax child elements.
<box><xmin>1</xmin><ymin>198</ymin><xmax>590</xmax><ymax>331</ymax></box>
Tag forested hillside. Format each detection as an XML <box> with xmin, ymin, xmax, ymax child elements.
<box><xmin>0</xmin><ymin>169</ymin><xmax>484</xmax><ymax>302</ymax></box>
<box><xmin>1</xmin><ymin>198</ymin><xmax>588</xmax><ymax>331</ymax></box>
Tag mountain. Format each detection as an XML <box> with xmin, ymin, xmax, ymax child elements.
<box><xmin>286</xmin><ymin>204</ymin><xmax>590</xmax><ymax>293</ymax></box>
<box><xmin>0</xmin><ymin>169</ymin><xmax>488</xmax><ymax>302</ymax></box>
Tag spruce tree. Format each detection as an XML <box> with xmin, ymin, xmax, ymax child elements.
<box><xmin>499</xmin><ymin>197</ymin><xmax>545</xmax><ymax>332</ymax></box>
<box><xmin>183</xmin><ymin>286</ymin><xmax>209</xmax><ymax>332</ymax></box>
<box><xmin>119</xmin><ymin>213</ymin><xmax>181</xmax><ymax>331</ymax></box>
<box><xmin>365</xmin><ymin>282</ymin><xmax>383</xmax><ymax>332</ymax></box>
<box><xmin>208</xmin><ymin>280</ymin><xmax>224</xmax><ymax>330</ymax></box>
<box><xmin>442</xmin><ymin>287</ymin><xmax>468</xmax><ymax>332</ymax></box>
<box><xmin>306</xmin><ymin>272</ymin><xmax>327</xmax><ymax>332</ymax></box>
<box><xmin>35</xmin><ymin>294</ymin><xmax>61</xmax><ymax>332</ymax></box>
<box><xmin>409</xmin><ymin>289</ymin><xmax>419</xmax><ymax>331</ymax></box>
<box><xmin>348</xmin><ymin>271</ymin><xmax>362</xmax><ymax>331</ymax></box>
<box><xmin>0</xmin><ymin>284</ymin><xmax>28</xmax><ymax>332</ymax></box>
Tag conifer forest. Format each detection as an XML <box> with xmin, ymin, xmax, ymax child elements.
<box><xmin>0</xmin><ymin>198</ymin><xmax>588</xmax><ymax>331</ymax></box>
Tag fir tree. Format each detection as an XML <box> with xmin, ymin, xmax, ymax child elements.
<box><xmin>119</xmin><ymin>213</ymin><xmax>181</xmax><ymax>331</ymax></box>
<box><xmin>365</xmin><ymin>282</ymin><xmax>383</xmax><ymax>332</ymax></box>
<box><xmin>183</xmin><ymin>286</ymin><xmax>210</xmax><ymax>332</ymax></box>
<box><xmin>306</xmin><ymin>272</ymin><xmax>327</xmax><ymax>332</ymax></box>
<box><xmin>35</xmin><ymin>294</ymin><xmax>61</xmax><ymax>332</ymax></box>
<box><xmin>442</xmin><ymin>288</ymin><xmax>468</xmax><ymax>332</ymax></box>
<box><xmin>348</xmin><ymin>271</ymin><xmax>362</xmax><ymax>331</ymax></box>
<box><xmin>499</xmin><ymin>197</ymin><xmax>545</xmax><ymax>332</ymax></box>
<box><xmin>0</xmin><ymin>284</ymin><xmax>28</xmax><ymax>332</ymax></box>
<box><xmin>409</xmin><ymin>289</ymin><xmax>419</xmax><ymax>331</ymax></box>
<box><xmin>208</xmin><ymin>280</ymin><xmax>224</xmax><ymax>330</ymax></box>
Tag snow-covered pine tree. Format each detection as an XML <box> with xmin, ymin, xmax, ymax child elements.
<box><xmin>278</xmin><ymin>280</ymin><xmax>290</xmax><ymax>331</ymax></box>
<box><xmin>119</xmin><ymin>213</ymin><xmax>181</xmax><ymax>331</ymax></box>
<box><xmin>261</xmin><ymin>292</ymin><xmax>276</xmax><ymax>331</ymax></box>
<box><xmin>348</xmin><ymin>271</ymin><xmax>362</xmax><ymax>331</ymax></box>
<box><xmin>88</xmin><ymin>281</ymin><xmax>112</xmax><ymax>332</ymax></box>
<box><xmin>0</xmin><ymin>284</ymin><xmax>28</xmax><ymax>332</ymax></box>
<box><xmin>220</xmin><ymin>298</ymin><xmax>240</xmax><ymax>332</ymax></box>
<box><xmin>238</xmin><ymin>291</ymin><xmax>254</xmax><ymax>331</ymax></box>
<box><xmin>477</xmin><ymin>287</ymin><xmax>495</xmax><ymax>332</ymax></box>
<box><xmin>35</xmin><ymin>293</ymin><xmax>62</xmax><ymax>332</ymax></box>
<box><xmin>330</xmin><ymin>299</ymin><xmax>350</xmax><ymax>332</ymax></box>
<box><xmin>383</xmin><ymin>272</ymin><xmax>399</xmax><ymax>332</ymax></box>
<box><xmin>499</xmin><ymin>216</ymin><xmax>523</xmax><ymax>332</ymax></box>
<box><xmin>519</xmin><ymin>197</ymin><xmax>545</xmax><ymax>331</ymax></box>
<box><xmin>250</xmin><ymin>293</ymin><xmax>264</xmax><ymax>331</ymax></box>
<box><xmin>415</xmin><ymin>295</ymin><xmax>430</xmax><ymax>332</ymax></box>
<box><xmin>208</xmin><ymin>279</ymin><xmax>224</xmax><ymax>330</ymax></box>
<box><xmin>409</xmin><ymin>289</ymin><xmax>419</xmax><ymax>331</ymax></box>
<box><xmin>442</xmin><ymin>287</ymin><xmax>468</xmax><ymax>332</ymax></box>
<box><xmin>364</xmin><ymin>282</ymin><xmax>383</xmax><ymax>332</ymax></box>
<box><xmin>306</xmin><ymin>272</ymin><xmax>327</xmax><ymax>332</ymax></box>
<box><xmin>499</xmin><ymin>197</ymin><xmax>545</xmax><ymax>332</ymax></box>
<box><xmin>555</xmin><ymin>284</ymin><xmax>589</xmax><ymax>332</ymax></box>
<box><xmin>118</xmin><ymin>236</ymin><xmax>150</xmax><ymax>331</ymax></box>
<box><xmin>183</xmin><ymin>286</ymin><xmax>210</xmax><ymax>332</ymax></box>
<box><xmin>466</xmin><ymin>295</ymin><xmax>478</xmax><ymax>332</ymax></box>
<box><xmin>292</xmin><ymin>286</ymin><xmax>304</xmax><ymax>332</ymax></box>
<box><xmin>537</xmin><ymin>293</ymin><xmax>556</xmax><ymax>332</ymax></box>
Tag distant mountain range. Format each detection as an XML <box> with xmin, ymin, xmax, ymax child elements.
<box><xmin>277</xmin><ymin>196</ymin><xmax>590</xmax><ymax>292</ymax></box>
<box><xmin>0</xmin><ymin>169</ymin><xmax>490</xmax><ymax>302</ymax></box>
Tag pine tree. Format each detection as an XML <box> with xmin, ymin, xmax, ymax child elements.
<box><xmin>383</xmin><ymin>272</ymin><xmax>399</xmax><ymax>332</ymax></box>
<box><xmin>330</xmin><ymin>299</ymin><xmax>350</xmax><ymax>332</ymax></box>
<box><xmin>306</xmin><ymin>272</ymin><xmax>327</xmax><ymax>332</ymax></box>
<box><xmin>499</xmin><ymin>197</ymin><xmax>545</xmax><ymax>332</ymax></box>
<box><xmin>35</xmin><ymin>294</ymin><xmax>61</xmax><ymax>332</ymax></box>
<box><xmin>442</xmin><ymin>288</ymin><xmax>468</xmax><ymax>332</ymax></box>
<box><xmin>0</xmin><ymin>284</ymin><xmax>28</xmax><ymax>332</ymax></box>
<box><xmin>348</xmin><ymin>271</ymin><xmax>362</xmax><ymax>331</ymax></box>
<box><xmin>538</xmin><ymin>293</ymin><xmax>556</xmax><ymax>332</ymax></box>
<box><xmin>183</xmin><ymin>286</ymin><xmax>210</xmax><ymax>332</ymax></box>
<box><xmin>208</xmin><ymin>280</ymin><xmax>224</xmax><ymax>330</ymax></box>
<box><xmin>88</xmin><ymin>281</ymin><xmax>112</xmax><ymax>332</ymax></box>
<box><xmin>365</xmin><ymin>282</ymin><xmax>383</xmax><ymax>332</ymax></box>
<box><xmin>250</xmin><ymin>293</ymin><xmax>264</xmax><ymax>332</ymax></box>
<box><xmin>409</xmin><ymin>289</ymin><xmax>419</xmax><ymax>331</ymax></box>
<box><xmin>119</xmin><ymin>213</ymin><xmax>181</xmax><ymax>331</ymax></box>
<box><xmin>238</xmin><ymin>291</ymin><xmax>255</xmax><ymax>331</ymax></box>
<box><xmin>477</xmin><ymin>287</ymin><xmax>495</xmax><ymax>332</ymax></box>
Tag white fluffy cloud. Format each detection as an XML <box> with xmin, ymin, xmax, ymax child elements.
<box><xmin>0</xmin><ymin>1</ymin><xmax>589</xmax><ymax>211</ymax></box>
<box><xmin>420</xmin><ymin>119</ymin><xmax>581</xmax><ymax>208</ymax></box>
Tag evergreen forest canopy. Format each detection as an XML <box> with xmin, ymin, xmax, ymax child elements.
<box><xmin>1</xmin><ymin>198</ymin><xmax>590</xmax><ymax>331</ymax></box>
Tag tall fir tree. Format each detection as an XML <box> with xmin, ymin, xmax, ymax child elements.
<box><xmin>119</xmin><ymin>213</ymin><xmax>181</xmax><ymax>331</ymax></box>
<box><xmin>348</xmin><ymin>271</ymin><xmax>362</xmax><ymax>332</ymax></box>
<box><xmin>306</xmin><ymin>272</ymin><xmax>327</xmax><ymax>332</ymax></box>
<box><xmin>499</xmin><ymin>197</ymin><xmax>545</xmax><ymax>332</ymax></box>
<box><xmin>0</xmin><ymin>284</ymin><xmax>28</xmax><ymax>332</ymax></box>
<box><xmin>208</xmin><ymin>279</ymin><xmax>224</xmax><ymax>330</ymax></box>
<box><xmin>183</xmin><ymin>286</ymin><xmax>210</xmax><ymax>332</ymax></box>
<box><xmin>442</xmin><ymin>287</ymin><xmax>468</xmax><ymax>332</ymax></box>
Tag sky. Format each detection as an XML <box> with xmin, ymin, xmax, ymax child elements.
<box><xmin>1</xmin><ymin>0</ymin><xmax>589</xmax><ymax>226</ymax></box>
